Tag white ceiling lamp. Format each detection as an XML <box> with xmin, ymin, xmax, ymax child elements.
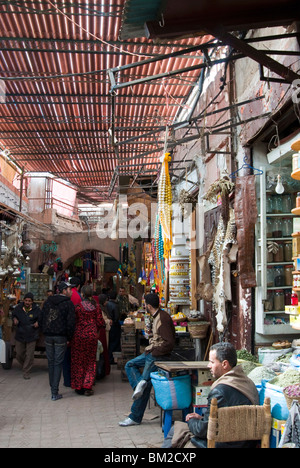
<box><xmin>275</xmin><ymin>174</ymin><xmax>284</xmax><ymax>194</ymax></box>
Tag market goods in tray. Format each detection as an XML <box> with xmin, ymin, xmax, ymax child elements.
<box><xmin>171</xmin><ymin>312</ymin><xmax>186</xmax><ymax>322</ymax></box>
<box><xmin>268</xmin><ymin>369</ymin><xmax>300</xmax><ymax>388</ymax></box>
<box><xmin>283</xmin><ymin>383</ymin><xmax>300</xmax><ymax>409</ymax></box>
<box><xmin>272</xmin><ymin>340</ymin><xmax>291</xmax><ymax>349</ymax></box>
<box><xmin>186</xmin><ymin>309</ymin><xmax>205</xmax><ymax>322</ymax></box>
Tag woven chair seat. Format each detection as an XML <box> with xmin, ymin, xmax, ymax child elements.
<box><xmin>208</xmin><ymin>405</ymin><xmax>271</xmax><ymax>442</ymax></box>
<box><xmin>207</xmin><ymin>397</ymin><xmax>271</xmax><ymax>448</ymax></box>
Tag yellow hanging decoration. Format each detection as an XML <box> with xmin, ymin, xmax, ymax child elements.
<box><xmin>158</xmin><ymin>152</ymin><xmax>173</xmax><ymax>260</ymax></box>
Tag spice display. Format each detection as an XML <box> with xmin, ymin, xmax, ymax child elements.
<box><xmin>272</xmin><ymin>218</ymin><xmax>283</xmax><ymax>237</ymax></box>
<box><xmin>239</xmin><ymin>360</ymin><xmax>259</xmax><ymax>375</ymax></box>
<box><xmin>274</xmin><ymin>267</ymin><xmax>284</xmax><ymax>286</ymax></box>
<box><xmin>247</xmin><ymin>366</ymin><xmax>277</xmax><ymax>385</ymax></box>
<box><xmin>274</xmin><ymin>290</ymin><xmax>285</xmax><ymax>310</ymax></box>
<box><xmin>284</xmin><ymin>242</ymin><xmax>292</xmax><ymax>261</ymax></box>
<box><xmin>275</xmin><ymin>352</ymin><xmax>293</xmax><ymax>363</ymax></box>
<box><xmin>282</xmin><ymin>218</ymin><xmax>293</xmax><ymax>237</ymax></box>
<box><xmin>273</xmin><ymin>243</ymin><xmax>284</xmax><ymax>262</ymax></box>
<box><xmin>284</xmin><ymin>265</ymin><xmax>293</xmax><ymax>286</ymax></box>
<box><xmin>236</xmin><ymin>349</ymin><xmax>258</xmax><ymax>362</ymax></box>
<box><xmin>282</xmin><ymin>194</ymin><xmax>292</xmax><ymax>213</ymax></box>
<box><xmin>269</xmin><ymin>369</ymin><xmax>300</xmax><ymax>388</ymax></box>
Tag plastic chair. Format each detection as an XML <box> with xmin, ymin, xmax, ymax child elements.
<box><xmin>162</xmin><ymin>407</ymin><xmax>191</xmax><ymax>438</ymax></box>
<box><xmin>207</xmin><ymin>397</ymin><xmax>271</xmax><ymax>448</ymax></box>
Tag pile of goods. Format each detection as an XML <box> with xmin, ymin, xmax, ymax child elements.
<box><xmin>236</xmin><ymin>349</ymin><xmax>260</xmax><ymax>375</ymax></box>
<box><xmin>247</xmin><ymin>366</ymin><xmax>277</xmax><ymax>384</ymax></box>
<box><xmin>123</xmin><ymin>317</ymin><xmax>134</xmax><ymax>325</ymax></box>
<box><xmin>236</xmin><ymin>349</ymin><xmax>258</xmax><ymax>362</ymax></box>
<box><xmin>272</xmin><ymin>340</ymin><xmax>292</xmax><ymax>349</ymax></box>
<box><xmin>268</xmin><ymin>369</ymin><xmax>300</xmax><ymax>388</ymax></box>
<box><xmin>171</xmin><ymin>311</ymin><xmax>187</xmax><ymax>323</ymax></box>
<box><xmin>186</xmin><ymin>310</ymin><xmax>205</xmax><ymax>321</ymax></box>
<box><xmin>283</xmin><ymin>383</ymin><xmax>300</xmax><ymax>409</ymax></box>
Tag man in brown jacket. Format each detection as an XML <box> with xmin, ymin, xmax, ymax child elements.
<box><xmin>119</xmin><ymin>293</ymin><xmax>175</xmax><ymax>426</ymax></box>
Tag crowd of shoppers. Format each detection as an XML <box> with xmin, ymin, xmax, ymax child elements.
<box><xmin>10</xmin><ymin>279</ymin><xmax>117</xmax><ymax>401</ymax></box>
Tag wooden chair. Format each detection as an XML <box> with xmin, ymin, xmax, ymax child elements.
<box><xmin>207</xmin><ymin>397</ymin><xmax>271</xmax><ymax>448</ymax></box>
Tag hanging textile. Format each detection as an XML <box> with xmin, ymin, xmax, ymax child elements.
<box><xmin>278</xmin><ymin>401</ymin><xmax>300</xmax><ymax>448</ymax></box>
<box><xmin>234</xmin><ymin>175</ymin><xmax>258</xmax><ymax>288</ymax></box>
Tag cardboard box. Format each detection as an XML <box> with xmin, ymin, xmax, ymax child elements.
<box><xmin>191</xmin><ymin>369</ymin><xmax>213</xmax><ymax>386</ymax></box>
<box><xmin>270</xmin><ymin>418</ymin><xmax>286</xmax><ymax>448</ymax></box>
<box><xmin>134</xmin><ymin>318</ymin><xmax>145</xmax><ymax>329</ymax></box>
<box><xmin>193</xmin><ymin>405</ymin><xmax>208</xmax><ymax>415</ymax></box>
<box><xmin>285</xmin><ymin>305</ymin><xmax>300</xmax><ymax>315</ymax></box>
<box><xmin>192</xmin><ymin>385</ymin><xmax>211</xmax><ymax>406</ymax></box>
<box><xmin>290</xmin><ymin>314</ymin><xmax>300</xmax><ymax>329</ymax></box>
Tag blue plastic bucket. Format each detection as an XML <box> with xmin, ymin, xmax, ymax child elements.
<box><xmin>150</xmin><ymin>372</ymin><xmax>192</xmax><ymax>410</ymax></box>
<box><xmin>263</xmin><ymin>380</ymin><xmax>289</xmax><ymax>420</ymax></box>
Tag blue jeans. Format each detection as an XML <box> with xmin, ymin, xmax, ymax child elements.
<box><xmin>125</xmin><ymin>352</ymin><xmax>159</xmax><ymax>424</ymax></box>
<box><xmin>45</xmin><ymin>336</ymin><xmax>67</xmax><ymax>396</ymax></box>
<box><xmin>125</xmin><ymin>352</ymin><xmax>157</xmax><ymax>390</ymax></box>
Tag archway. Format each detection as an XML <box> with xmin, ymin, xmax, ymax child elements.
<box><xmin>63</xmin><ymin>249</ymin><xmax>120</xmax><ymax>293</ymax></box>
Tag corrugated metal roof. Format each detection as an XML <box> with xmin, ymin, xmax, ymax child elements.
<box><xmin>0</xmin><ymin>0</ymin><xmax>211</xmax><ymax>203</ymax></box>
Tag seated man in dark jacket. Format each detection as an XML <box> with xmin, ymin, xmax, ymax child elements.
<box><xmin>163</xmin><ymin>342</ymin><xmax>259</xmax><ymax>448</ymax></box>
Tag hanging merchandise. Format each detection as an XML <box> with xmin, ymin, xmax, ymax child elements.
<box><xmin>278</xmin><ymin>400</ymin><xmax>300</xmax><ymax>448</ymax></box>
<box><xmin>152</xmin><ymin>152</ymin><xmax>173</xmax><ymax>301</ymax></box>
<box><xmin>157</xmin><ymin>152</ymin><xmax>173</xmax><ymax>261</ymax></box>
<box><xmin>201</xmin><ymin>174</ymin><xmax>237</xmax><ymax>334</ymax></box>
<box><xmin>127</xmin><ymin>244</ymin><xmax>137</xmax><ymax>286</ymax></box>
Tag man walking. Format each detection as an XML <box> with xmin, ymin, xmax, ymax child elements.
<box><xmin>40</xmin><ymin>281</ymin><xmax>75</xmax><ymax>401</ymax></box>
<box><xmin>12</xmin><ymin>292</ymin><xmax>41</xmax><ymax>379</ymax></box>
<box><xmin>119</xmin><ymin>293</ymin><xmax>175</xmax><ymax>426</ymax></box>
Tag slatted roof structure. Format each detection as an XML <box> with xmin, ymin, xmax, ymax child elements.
<box><xmin>0</xmin><ymin>0</ymin><xmax>299</xmax><ymax>205</ymax></box>
<box><xmin>0</xmin><ymin>0</ymin><xmax>216</xmax><ymax>204</ymax></box>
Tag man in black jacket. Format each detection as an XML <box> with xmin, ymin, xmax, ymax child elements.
<box><xmin>162</xmin><ymin>342</ymin><xmax>259</xmax><ymax>448</ymax></box>
<box><xmin>40</xmin><ymin>281</ymin><xmax>75</xmax><ymax>401</ymax></box>
<box><xmin>12</xmin><ymin>292</ymin><xmax>41</xmax><ymax>379</ymax></box>
<box><xmin>106</xmin><ymin>291</ymin><xmax>121</xmax><ymax>364</ymax></box>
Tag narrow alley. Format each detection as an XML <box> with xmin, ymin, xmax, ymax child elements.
<box><xmin>0</xmin><ymin>359</ymin><xmax>163</xmax><ymax>449</ymax></box>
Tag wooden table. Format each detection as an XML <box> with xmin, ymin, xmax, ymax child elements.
<box><xmin>153</xmin><ymin>361</ymin><xmax>210</xmax><ymax>437</ymax></box>
<box><xmin>155</xmin><ymin>361</ymin><xmax>209</xmax><ymax>372</ymax></box>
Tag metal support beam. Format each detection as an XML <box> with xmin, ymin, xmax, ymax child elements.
<box><xmin>210</xmin><ymin>30</ymin><xmax>300</xmax><ymax>84</ymax></box>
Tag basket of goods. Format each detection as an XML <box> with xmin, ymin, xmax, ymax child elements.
<box><xmin>187</xmin><ymin>321</ymin><xmax>210</xmax><ymax>339</ymax></box>
<box><xmin>171</xmin><ymin>312</ymin><xmax>187</xmax><ymax>323</ymax></box>
<box><xmin>272</xmin><ymin>340</ymin><xmax>291</xmax><ymax>349</ymax></box>
<box><xmin>283</xmin><ymin>383</ymin><xmax>300</xmax><ymax>409</ymax></box>
<box><xmin>187</xmin><ymin>310</ymin><xmax>204</xmax><ymax>322</ymax></box>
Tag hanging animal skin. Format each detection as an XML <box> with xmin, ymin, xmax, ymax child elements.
<box><xmin>234</xmin><ymin>175</ymin><xmax>258</xmax><ymax>289</ymax></box>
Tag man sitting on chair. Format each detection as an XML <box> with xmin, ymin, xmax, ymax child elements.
<box><xmin>163</xmin><ymin>342</ymin><xmax>259</xmax><ymax>448</ymax></box>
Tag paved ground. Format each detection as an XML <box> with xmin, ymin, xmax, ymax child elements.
<box><xmin>0</xmin><ymin>357</ymin><xmax>165</xmax><ymax>448</ymax></box>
